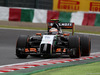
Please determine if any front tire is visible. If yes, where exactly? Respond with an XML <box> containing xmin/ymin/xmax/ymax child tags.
<box><xmin>80</xmin><ymin>36</ymin><xmax>91</xmax><ymax>56</ymax></box>
<box><xmin>16</xmin><ymin>35</ymin><xmax>29</xmax><ymax>58</ymax></box>
<box><xmin>69</xmin><ymin>36</ymin><xmax>81</xmax><ymax>58</ymax></box>
<box><xmin>30</xmin><ymin>55</ymin><xmax>40</xmax><ymax>57</ymax></box>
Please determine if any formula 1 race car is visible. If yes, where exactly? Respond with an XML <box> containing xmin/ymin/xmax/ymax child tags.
<box><xmin>16</xmin><ymin>19</ymin><xmax>91</xmax><ymax>58</ymax></box>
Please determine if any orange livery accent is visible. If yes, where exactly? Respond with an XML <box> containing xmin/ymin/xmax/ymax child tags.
<box><xmin>25</xmin><ymin>48</ymin><xmax>29</xmax><ymax>52</ymax></box>
<box><xmin>30</xmin><ymin>48</ymin><xmax>37</xmax><ymax>52</ymax></box>
<box><xmin>63</xmin><ymin>33</ymin><xmax>70</xmax><ymax>36</ymax></box>
<box><xmin>63</xmin><ymin>48</ymin><xmax>66</xmax><ymax>52</ymax></box>
<box><xmin>56</xmin><ymin>48</ymin><xmax>61</xmax><ymax>52</ymax></box>
<box><xmin>36</xmin><ymin>33</ymin><xmax>42</xmax><ymax>36</ymax></box>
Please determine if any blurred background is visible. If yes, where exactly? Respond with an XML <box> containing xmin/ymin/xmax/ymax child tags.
<box><xmin>0</xmin><ymin>0</ymin><xmax>100</xmax><ymax>30</ymax></box>
<box><xmin>0</xmin><ymin>0</ymin><xmax>53</xmax><ymax>10</ymax></box>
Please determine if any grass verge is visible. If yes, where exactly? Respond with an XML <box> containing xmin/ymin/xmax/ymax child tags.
<box><xmin>0</xmin><ymin>25</ymin><xmax>100</xmax><ymax>35</ymax></box>
<box><xmin>31</xmin><ymin>61</ymin><xmax>100</xmax><ymax>75</ymax></box>
<box><xmin>0</xmin><ymin>25</ymin><xmax>47</xmax><ymax>30</ymax></box>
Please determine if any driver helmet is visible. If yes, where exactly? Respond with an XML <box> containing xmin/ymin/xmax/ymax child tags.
<box><xmin>49</xmin><ymin>28</ymin><xmax>58</xmax><ymax>34</ymax></box>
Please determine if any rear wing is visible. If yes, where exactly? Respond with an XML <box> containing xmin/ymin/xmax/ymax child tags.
<box><xmin>47</xmin><ymin>22</ymin><xmax>75</xmax><ymax>35</ymax></box>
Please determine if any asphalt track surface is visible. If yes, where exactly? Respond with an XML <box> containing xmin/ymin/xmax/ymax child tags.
<box><xmin>0</xmin><ymin>28</ymin><xmax>100</xmax><ymax>66</ymax></box>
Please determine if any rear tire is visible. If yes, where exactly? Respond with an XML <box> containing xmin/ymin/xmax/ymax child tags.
<box><xmin>80</xmin><ymin>36</ymin><xmax>91</xmax><ymax>56</ymax></box>
<box><xmin>16</xmin><ymin>35</ymin><xmax>29</xmax><ymax>58</ymax></box>
<box><xmin>69</xmin><ymin>36</ymin><xmax>81</xmax><ymax>58</ymax></box>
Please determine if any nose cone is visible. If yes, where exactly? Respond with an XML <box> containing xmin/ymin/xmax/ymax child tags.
<box><xmin>40</xmin><ymin>44</ymin><xmax>51</xmax><ymax>54</ymax></box>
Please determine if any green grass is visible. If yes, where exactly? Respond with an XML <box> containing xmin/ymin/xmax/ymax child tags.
<box><xmin>63</xmin><ymin>29</ymin><xmax>100</xmax><ymax>35</ymax></box>
<box><xmin>0</xmin><ymin>25</ymin><xmax>100</xmax><ymax>34</ymax></box>
<box><xmin>31</xmin><ymin>61</ymin><xmax>100</xmax><ymax>75</ymax></box>
<box><xmin>75</xmin><ymin>30</ymin><xmax>100</xmax><ymax>35</ymax></box>
<box><xmin>0</xmin><ymin>25</ymin><xmax>47</xmax><ymax>30</ymax></box>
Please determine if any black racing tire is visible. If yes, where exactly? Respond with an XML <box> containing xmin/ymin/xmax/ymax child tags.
<box><xmin>80</xmin><ymin>36</ymin><xmax>91</xmax><ymax>56</ymax></box>
<box><xmin>69</xmin><ymin>36</ymin><xmax>81</xmax><ymax>58</ymax></box>
<box><xmin>16</xmin><ymin>35</ymin><xmax>29</xmax><ymax>58</ymax></box>
<box><xmin>30</xmin><ymin>55</ymin><xmax>40</xmax><ymax>57</ymax></box>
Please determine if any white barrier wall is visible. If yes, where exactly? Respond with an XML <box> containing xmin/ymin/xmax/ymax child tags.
<box><xmin>0</xmin><ymin>6</ymin><xmax>99</xmax><ymax>26</ymax></box>
<box><xmin>70</xmin><ymin>12</ymin><xmax>84</xmax><ymax>25</ymax></box>
<box><xmin>0</xmin><ymin>7</ymin><xmax>9</xmax><ymax>21</ymax></box>
<box><xmin>33</xmin><ymin>9</ymin><xmax>47</xmax><ymax>23</ymax></box>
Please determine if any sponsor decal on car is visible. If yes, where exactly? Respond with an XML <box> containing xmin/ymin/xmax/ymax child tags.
<box><xmin>41</xmin><ymin>35</ymin><xmax>55</xmax><ymax>44</ymax></box>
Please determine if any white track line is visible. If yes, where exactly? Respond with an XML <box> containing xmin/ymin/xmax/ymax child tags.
<box><xmin>0</xmin><ymin>52</ymin><xmax>100</xmax><ymax>74</ymax></box>
<box><xmin>0</xmin><ymin>59</ymin><xmax>50</xmax><ymax>68</ymax></box>
<box><xmin>91</xmin><ymin>52</ymin><xmax>100</xmax><ymax>55</ymax></box>
<box><xmin>0</xmin><ymin>52</ymin><xmax>100</xmax><ymax>68</ymax></box>
<box><xmin>0</xmin><ymin>27</ymin><xmax>46</xmax><ymax>31</ymax></box>
<box><xmin>0</xmin><ymin>27</ymin><xmax>100</xmax><ymax>36</ymax></box>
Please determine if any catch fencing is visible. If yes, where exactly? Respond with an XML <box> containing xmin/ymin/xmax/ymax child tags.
<box><xmin>0</xmin><ymin>0</ymin><xmax>53</xmax><ymax>10</ymax></box>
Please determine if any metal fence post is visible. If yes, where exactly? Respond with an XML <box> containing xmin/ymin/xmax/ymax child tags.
<box><xmin>34</xmin><ymin>0</ymin><xmax>38</xmax><ymax>8</ymax></box>
<box><xmin>5</xmin><ymin>0</ymin><xmax>8</xmax><ymax>6</ymax></box>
